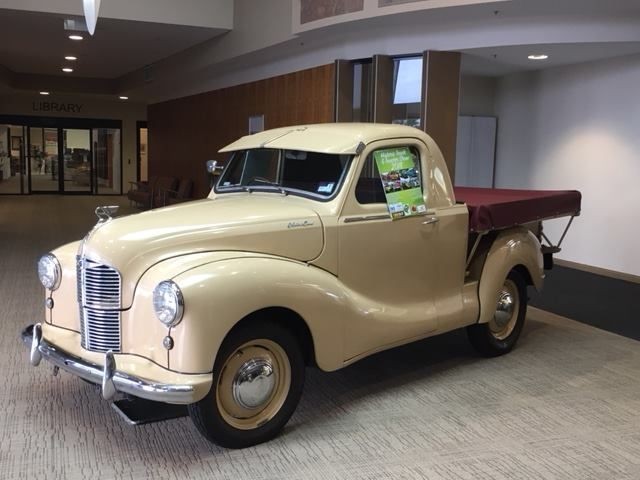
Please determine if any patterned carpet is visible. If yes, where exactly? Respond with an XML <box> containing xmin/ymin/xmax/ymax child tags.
<box><xmin>1</xmin><ymin>195</ymin><xmax>639</xmax><ymax>479</ymax></box>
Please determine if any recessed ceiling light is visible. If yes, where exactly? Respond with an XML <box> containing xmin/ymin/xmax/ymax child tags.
<box><xmin>62</xmin><ymin>67</ymin><xmax>73</xmax><ymax>73</ymax></box>
<box><xmin>119</xmin><ymin>96</ymin><xmax>129</xmax><ymax>100</ymax></box>
<box><xmin>39</xmin><ymin>91</ymin><xmax>50</xmax><ymax>95</ymax></box>
<box><xmin>528</xmin><ymin>54</ymin><xmax>549</xmax><ymax>61</ymax></box>
<box><xmin>64</xmin><ymin>56</ymin><xmax>77</xmax><ymax>61</ymax></box>
<box><xmin>68</xmin><ymin>34</ymin><xmax>83</xmax><ymax>41</ymax></box>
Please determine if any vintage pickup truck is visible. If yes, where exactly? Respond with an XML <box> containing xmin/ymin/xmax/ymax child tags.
<box><xmin>28</xmin><ymin>123</ymin><xmax>581</xmax><ymax>448</ymax></box>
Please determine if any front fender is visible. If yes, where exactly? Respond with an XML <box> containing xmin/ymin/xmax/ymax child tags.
<box><xmin>168</xmin><ymin>256</ymin><xmax>349</xmax><ymax>374</ymax></box>
<box><xmin>477</xmin><ymin>227</ymin><xmax>543</xmax><ymax>324</ymax></box>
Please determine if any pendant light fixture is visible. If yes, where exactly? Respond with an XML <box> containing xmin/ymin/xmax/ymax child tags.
<box><xmin>83</xmin><ymin>0</ymin><xmax>102</xmax><ymax>35</ymax></box>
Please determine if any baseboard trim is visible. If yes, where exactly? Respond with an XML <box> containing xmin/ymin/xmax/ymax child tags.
<box><xmin>555</xmin><ymin>259</ymin><xmax>640</xmax><ymax>285</ymax></box>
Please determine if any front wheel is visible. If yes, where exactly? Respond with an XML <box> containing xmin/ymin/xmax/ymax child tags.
<box><xmin>467</xmin><ymin>270</ymin><xmax>527</xmax><ymax>357</ymax></box>
<box><xmin>188</xmin><ymin>321</ymin><xmax>305</xmax><ymax>448</ymax></box>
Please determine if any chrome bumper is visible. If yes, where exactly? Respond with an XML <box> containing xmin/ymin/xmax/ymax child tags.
<box><xmin>28</xmin><ymin>323</ymin><xmax>198</xmax><ymax>404</ymax></box>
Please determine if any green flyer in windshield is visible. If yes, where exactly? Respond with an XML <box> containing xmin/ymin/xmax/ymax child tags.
<box><xmin>374</xmin><ymin>147</ymin><xmax>427</xmax><ymax>219</ymax></box>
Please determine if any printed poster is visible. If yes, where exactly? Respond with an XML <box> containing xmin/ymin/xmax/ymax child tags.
<box><xmin>374</xmin><ymin>147</ymin><xmax>426</xmax><ymax>219</ymax></box>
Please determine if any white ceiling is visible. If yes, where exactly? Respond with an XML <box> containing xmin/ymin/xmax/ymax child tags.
<box><xmin>0</xmin><ymin>9</ymin><xmax>226</xmax><ymax>78</ymax></box>
<box><xmin>2</xmin><ymin>0</ymin><xmax>640</xmax><ymax>102</ymax></box>
<box><xmin>461</xmin><ymin>42</ymin><xmax>640</xmax><ymax>77</ymax></box>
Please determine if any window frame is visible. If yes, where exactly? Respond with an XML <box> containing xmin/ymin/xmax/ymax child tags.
<box><xmin>214</xmin><ymin>148</ymin><xmax>355</xmax><ymax>203</ymax></box>
<box><xmin>354</xmin><ymin>144</ymin><xmax>424</xmax><ymax>206</ymax></box>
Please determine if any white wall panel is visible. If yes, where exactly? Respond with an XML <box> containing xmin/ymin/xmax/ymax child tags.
<box><xmin>455</xmin><ymin>116</ymin><xmax>496</xmax><ymax>187</ymax></box>
<box><xmin>494</xmin><ymin>54</ymin><xmax>640</xmax><ymax>276</ymax></box>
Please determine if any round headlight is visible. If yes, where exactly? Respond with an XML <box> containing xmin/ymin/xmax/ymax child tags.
<box><xmin>37</xmin><ymin>254</ymin><xmax>61</xmax><ymax>291</ymax></box>
<box><xmin>152</xmin><ymin>280</ymin><xmax>184</xmax><ymax>327</ymax></box>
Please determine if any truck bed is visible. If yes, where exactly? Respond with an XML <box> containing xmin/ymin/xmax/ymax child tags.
<box><xmin>454</xmin><ymin>187</ymin><xmax>582</xmax><ymax>233</ymax></box>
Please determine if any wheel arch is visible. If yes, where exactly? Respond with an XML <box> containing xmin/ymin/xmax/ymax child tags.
<box><xmin>477</xmin><ymin>227</ymin><xmax>543</xmax><ymax>324</ymax></box>
<box><xmin>226</xmin><ymin>307</ymin><xmax>317</xmax><ymax>368</ymax></box>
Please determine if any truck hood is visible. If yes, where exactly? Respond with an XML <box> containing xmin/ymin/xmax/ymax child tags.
<box><xmin>81</xmin><ymin>195</ymin><xmax>323</xmax><ymax>308</ymax></box>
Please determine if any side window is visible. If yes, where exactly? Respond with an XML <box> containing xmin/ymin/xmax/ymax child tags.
<box><xmin>355</xmin><ymin>146</ymin><xmax>422</xmax><ymax>205</ymax></box>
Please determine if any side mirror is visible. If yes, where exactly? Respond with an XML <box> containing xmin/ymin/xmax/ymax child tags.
<box><xmin>206</xmin><ymin>160</ymin><xmax>224</xmax><ymax>175</ymax></box>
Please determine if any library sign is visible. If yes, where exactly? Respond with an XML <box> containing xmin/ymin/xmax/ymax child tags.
<box><xmin>32</xmin><ymin>101</ymin><xmax>84</xmax><ymax>114</ymax></box>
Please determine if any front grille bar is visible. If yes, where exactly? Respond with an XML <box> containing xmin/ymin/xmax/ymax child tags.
<box><xmin>76</xmin><ymin>256</ymin><xmax>122</xmax><ymax>353</ymax></box>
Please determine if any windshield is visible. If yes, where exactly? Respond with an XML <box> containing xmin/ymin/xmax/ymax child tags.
<box><xmin>216</xmin><ymin>149</ymin><xmax>352</xmax><ymax>199</ymax></box>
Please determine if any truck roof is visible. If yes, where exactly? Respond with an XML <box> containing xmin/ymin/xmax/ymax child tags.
<box><xmin>219</xmin><ymin>123</ymin><xmax>431</xmax><ymax>155</ymax></box>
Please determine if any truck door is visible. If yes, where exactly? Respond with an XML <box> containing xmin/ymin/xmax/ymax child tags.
<box><xmin>338</xmin><ymin>140</ymin><xmax>440</xmax><ymax>360</ymax></box>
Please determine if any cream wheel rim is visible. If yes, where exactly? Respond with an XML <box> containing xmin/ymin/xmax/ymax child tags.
<box><xmin>216</xmin><ymin>339</ymin><xmax>291</xmax><ymax>430</ymax></box>
<box><xmin>489</xmin><ymin>279</ymin><xmax>519</xmax><ymax>340</ymax></box>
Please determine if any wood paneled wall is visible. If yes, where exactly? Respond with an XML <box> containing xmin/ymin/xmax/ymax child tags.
<box><xmin>421</xmin><ymin>51</ymin><xmax>461</xmax><ymax>179</ymax></box>
<box><xmin>148</xmin><ymin>64</ymin><xmax>335</xmax><ymax>198</ymax></box>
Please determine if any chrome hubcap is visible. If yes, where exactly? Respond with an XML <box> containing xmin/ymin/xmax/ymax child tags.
<box><xmin>232</xmin><ymin>358</ymin><xmax>276</xmax><ymax>409</ymax></box>
<box><xmin>494</xmin><ymin>291</ymin><xmax>515</xmax><ymax>330</ymax></box>
<box><xmin>489</xmin><ymin>279</ymin><xmax>519</xmax><ymax>340</ymax></box>
<box><xmin>216</xmin><ymin>339</ymin><xmax>291</xmax><ymax>430</ymax></box>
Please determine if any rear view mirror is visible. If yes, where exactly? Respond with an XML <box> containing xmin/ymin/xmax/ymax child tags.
<box><xmin>206</xmin><ymin>160</ymin><xmax>224</xmax><ymax>174</ymax></box>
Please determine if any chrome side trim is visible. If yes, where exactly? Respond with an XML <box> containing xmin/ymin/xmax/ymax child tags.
<box><xmin>30</xmin><ymin>323</ymin><xmax>200</xmax><ymax>404</ymax></box>
<box><xmin>343</xmin><ymin>214</ymin><xmax>390</xmax><ymax>224</ymax></box>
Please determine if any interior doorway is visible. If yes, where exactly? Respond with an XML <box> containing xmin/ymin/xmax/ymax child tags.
<box><xmin>0</xmin><ymin>115</ymin><xmax>123</xmax><ymax>195</ymax></box>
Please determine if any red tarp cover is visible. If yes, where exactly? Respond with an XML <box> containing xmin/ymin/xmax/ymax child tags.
<box><xmin>454</xmin><ymin>187</ymin><xmax>582</xmax><ymax>233</ymax></box>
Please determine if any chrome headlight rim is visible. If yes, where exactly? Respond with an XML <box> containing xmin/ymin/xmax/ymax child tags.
<box><xmin>37</xmin><ymin>253</ymin><xmax>62</xmax><ymax>291</ymax></box>
<box><xmin>152</xmin><ymin>280</ymin><xmax>184</xmax><ymax>328</ymax></box>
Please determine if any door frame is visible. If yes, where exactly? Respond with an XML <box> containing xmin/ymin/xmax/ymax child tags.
<box><xmin>136</xmin><ymin>120</ymin><xmax>148</xmax><ymax>182</ymax></box>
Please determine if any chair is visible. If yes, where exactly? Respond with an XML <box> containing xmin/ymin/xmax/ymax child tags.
<box><xmin>162</xmin><ymin>179</ymin><xmax>194</xmax><ymax>206</ymax></box>
<box><xmin>127</xmin><ymin>176</ymin><xmax>158</xmax><ymax>208</ymax></box>
<box><xmin>151</xmin><ymin>177</ymin><xmax>178</xmax><ymax>208</ymax></box>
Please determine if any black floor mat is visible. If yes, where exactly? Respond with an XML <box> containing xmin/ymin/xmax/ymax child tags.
<box><xmin>531</xmin><ymin>265</ymin><xmax>640</xmax><ymax>340</ymax></box>
<box><xmin>112</xmin><ymin>397</ymin><xmax>188</xmax><ymax>425</ymax></box>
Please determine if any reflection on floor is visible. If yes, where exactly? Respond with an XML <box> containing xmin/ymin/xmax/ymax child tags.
<box><xmin>0</xmin><ymin>174</ymin><xmax>119</xmax><ymax>194</ymax></box>
<box><xmin>0</xmin><ymin>196</ymin><xmax>638</xmax><ymax>480</ymax></box>
<box><xmin>0</xmin><ymin>174</ymin><xmax>23</xmax><ymax>193</ymax></box>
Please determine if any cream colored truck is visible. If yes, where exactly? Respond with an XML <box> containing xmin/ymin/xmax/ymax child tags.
<box><xmin>28</xmin><ymin>123</ymin><xmax>581</xmax><ymax>448</ymax></box>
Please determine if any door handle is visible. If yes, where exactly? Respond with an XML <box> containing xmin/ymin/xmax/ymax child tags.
<box><xmin>422</xmin><ymin>216</ymin><xmax>439</xmax><ymax>225</ymax></box>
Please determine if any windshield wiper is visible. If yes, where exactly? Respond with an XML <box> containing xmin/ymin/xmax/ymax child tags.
<box><xmin>244</xmin><ymin>177</ymin><xmax>288</xmax><ymax>195</ymax></box>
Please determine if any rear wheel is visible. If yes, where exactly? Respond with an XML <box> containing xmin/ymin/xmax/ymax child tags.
<box><xmin>188</xmin><ymin>321</ymin><xmax>305</xmax><ymax>448</ymax></box>
<box><xmin>467</xmin><ymin>270</ymin><xmax>527</xmax><ymax>357</ymax></box>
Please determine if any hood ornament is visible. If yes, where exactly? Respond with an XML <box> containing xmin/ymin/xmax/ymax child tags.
<box><xmin>95</xmin><ymin>205</ymin><xmax>119</xmax><ymax>223</ymax></box>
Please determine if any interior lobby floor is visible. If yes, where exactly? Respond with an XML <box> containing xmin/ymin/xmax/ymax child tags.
<box><xmin>1</xmin><ymin>195</ymin><xmax>639</xmax><ymax>479</ymax></box>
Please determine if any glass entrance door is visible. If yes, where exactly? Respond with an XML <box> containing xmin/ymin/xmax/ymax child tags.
<box><xmin>62</xmin><ymin>128</ymin><xmax>92</xmax><ymax>193</ymax></box>
<box><xmin>28</xmin><ymin>127</ymin><xmax>59</xmax><ymax>192</ymax></box>
<box><xmin>0</xmin><ymin>115</ymin><xmax>122</xmax><ymax>196</ymax></box>
<box><xmin>0</xmin><ymin>124</ymin><xmax>26</xmax><ymax>194</ymax></box>
<box><xmin>27</xmin><ymin>127</ymin><xmax>93</xmax><ymax>193</ymax></box>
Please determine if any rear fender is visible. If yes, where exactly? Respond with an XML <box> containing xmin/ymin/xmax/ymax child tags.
<box><xmin>477</xmin><ymin>227</ymin><xmax>543</xmax><ymax>324</ymax></box>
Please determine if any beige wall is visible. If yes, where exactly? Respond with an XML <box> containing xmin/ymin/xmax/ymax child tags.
<box><xmin>0</xmin><ymin>93</ymin><xmax>146</xmax><ymax>190</ymax></box>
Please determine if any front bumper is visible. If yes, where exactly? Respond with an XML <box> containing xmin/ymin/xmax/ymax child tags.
<box><xmin>27</xmin><ymin>323</ymin><xmax>211</xmax><ymax>404</ymax></box>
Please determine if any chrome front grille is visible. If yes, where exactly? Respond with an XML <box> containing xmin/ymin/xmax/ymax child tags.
<box><xmin>77</xmin><ymin>256</ymin><xmax>122</xmax><ymax>353</ymax></box>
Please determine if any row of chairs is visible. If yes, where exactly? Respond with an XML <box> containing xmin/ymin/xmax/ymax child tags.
<box><xmin>127</xmin><ymin>176</ymin><xmax>193</xmax><ymax>209</ymax></box>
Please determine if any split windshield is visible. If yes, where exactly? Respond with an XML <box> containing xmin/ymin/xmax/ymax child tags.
<box><xmin>216</xmin><ymin>149</ymin><xmax>352</xmax><ymax>199</ymax></box>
